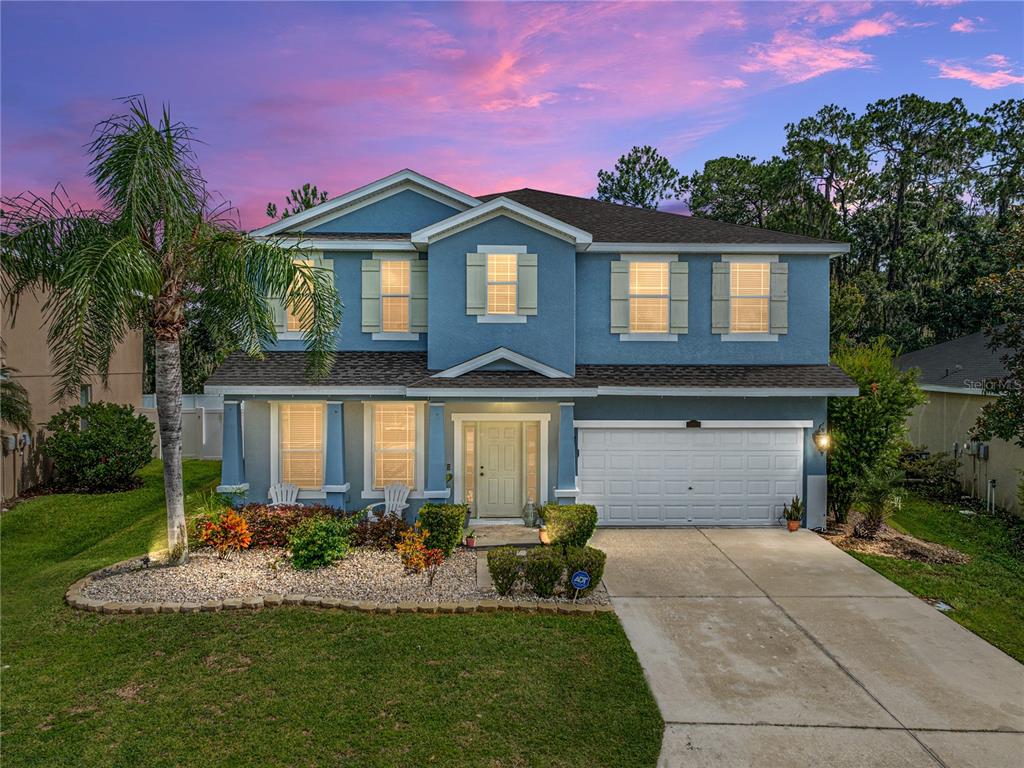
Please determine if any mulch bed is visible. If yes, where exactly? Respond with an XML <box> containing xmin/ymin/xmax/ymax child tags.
<box><xmin>820</xmin><ymin>513</ymin><xmax>970</xmax><ymax>565</ymax></box>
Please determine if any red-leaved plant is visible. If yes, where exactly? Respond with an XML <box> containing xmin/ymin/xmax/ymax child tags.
<box><xmin>198</xmin><ymin>509</ymin><xmax>252</xmax><ymax>559</ymax></box>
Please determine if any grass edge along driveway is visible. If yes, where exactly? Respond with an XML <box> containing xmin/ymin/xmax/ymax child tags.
<box><xmin>1</xmin><ymin>460</ymin><xmax>663</xmax><ymax>768</ymax></box>
<box><xmin>847</xmin><ymin>493</ymin><xmax>1024</xmax><ymax>663</ymax></box>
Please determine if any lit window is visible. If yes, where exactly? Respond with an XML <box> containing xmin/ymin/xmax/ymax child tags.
<box><xmin>629</xmin><ymin>261</ymin><xmax>669</xmax><ymax>333</ymax></box>
<box><xmin>464</xmin><ymin>423</ymin><xmax>475</xmax><ymax>506</ymax></box>
<box><xmin>730</xmin><ymin>263</ymin><xmax>770</xmax><ymax>333</ymax></box>
<box><xmin>286</xmin><ymin>259</ymin><xmax>314</xmax><ymax>332</ymax></box>
<box><xmin>487</xmin><ymin>253</ymin><xmax>517</xmax><ymax>315</ymax></box>
<box><xmin>280</xmin><ymin>402</ymin><xmax>324</xmax><ymax>489</ymax></box>
<box><xmin>380</xmin><ymin>260</ymin><xmax>410</xmax><ymax>333</ymax></box>
<box><xmin>373</xmin><ymin>403</ymin><xmax>416</xmax><ymax>489</ymax></box>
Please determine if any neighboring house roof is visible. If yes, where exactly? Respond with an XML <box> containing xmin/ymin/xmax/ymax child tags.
<box><xmin>478</xmin><ymin>188</ymin><xmax>844</xmax><ymax>247</ymax></box>
<box><xmin>206</xmin><ymin>352</ymin><xmax>857</xmax><ymax>396</ymax></box>
<box><xmin>896</xmin><ymin>332</ymin><xmax>1011</xmax><ymax>393</ymax></box>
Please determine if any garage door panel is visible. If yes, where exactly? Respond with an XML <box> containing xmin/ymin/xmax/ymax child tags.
<box><xmin>577</xmin><ymin>427</ymin><xmax>803</xmax><ymax>526</ymax></box>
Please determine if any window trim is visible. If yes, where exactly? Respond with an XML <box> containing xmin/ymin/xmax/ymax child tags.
<box><xmin>269</xmin><ymin>401</ymin><xmax>328</xmax><ymax>499</ymax></box>
<box><xmin>476</xmin><ymin>244</ymin><xmax>528</xmax><ymax>323</ymax></box>
<box><xmin>618</xmin><ymin>254</ymin><xmax>679</xmax><ymax>342</ymax></box>
<box><xmin>372</xmin><ymin>252</ymin><xmax>421</xmax><ymax>340</ymax></box>
<box><xmin>361</xmin><ymin>401</ymin><xmax>426</xmax><ymax>499</ymax></box>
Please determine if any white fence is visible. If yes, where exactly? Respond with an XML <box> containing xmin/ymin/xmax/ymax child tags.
<box><xmin>142</xmin><ymin>394</ymin><xmax>223</xmax><ymax>460</ymax></box>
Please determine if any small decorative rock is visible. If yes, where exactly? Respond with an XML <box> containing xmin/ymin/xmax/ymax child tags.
<box><xmin>222</xmin><ymin>598</ymin><xmax>243</xmax><ymax>610</ymax></box>
<box><xmin>160</xmin><ymin>603</ymin><xmax>181</xmax><ymax>614</ymax></box>
<box><xmin>263</xmin><ymin>594</ymin><xmax>284</xmax><ymax>607</ymax></box>
<box><xmin>138</xmin><ymin>603</ymin><xmax>161</xmax><ymax>615</ymax></box>
<box><xmin>180</xmin><ymin>603</ymin><xmax>201</xmax><ymax>614</ymax></box>
<box><xmin>283</xmin><ymin>594</ymin><xmax>305</xmax><ymax>605</ymax></box>
<box><xmin>200</xmin><ymin>601</ymin><xmax>222</xmax><ymax>612</ymax></box>
<box><xmin>241</xmin><ymin>597</ymin><xmax>263</xmax><ymax>610</ymax></box>
<box><xmin>397</xmin><ymin>602</ymin><xmax>417</xmax><ymax>613</ymax></box>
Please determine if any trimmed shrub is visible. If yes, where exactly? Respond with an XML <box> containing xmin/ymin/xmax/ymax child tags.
<box><xmin>524</xmin><ymin>546</ymin><xmax>565</xmax><ymax>598</ymax></box>
<box><xmin>900</xmin><ymin>447</ymin><xmax>962</xmax><ymax>503</ymax></box>
<box><xmin>197</xmin><ymin>508</ymin><xmax>252</xmax><ymax>558</ymax></box>
<box><xmin>564</xmin><ymin>546</ymin><xmax>606</xmax><ymax>596</ymax></box>
<box><xmin>352</xmin><ymin>512</ymin><xmax>410</xmax><ymax>550</ymax></box>
<box><xmin>42</xmin><ymin>402</ymin><xmax>154</xmax><ymax>492</ymax></box>
<box><xmin>418</xmin><ymin>503</ymin><xmax>468</xmax><ymax>557</ymax></box>
<box><xmin>487</xmin><ymin>546</ymin><xmax>520</xmax><ymax>596</ymax></box>
<box><xmin>237</xmin><ymin>503</ymin><xmax>336</xmax><ymax>547</ymax></box>
<box><xmin>288</xmin><ymin>516</ymin><xmax>357</xmax><ymax>570</ymax></box>
<box><xmin>540</xmin><ymin>504</ymin><xmax>598</xmax><ymax>549</ymax></box>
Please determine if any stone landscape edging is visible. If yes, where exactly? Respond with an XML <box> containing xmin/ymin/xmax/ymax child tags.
<box><xmin>64</xmin><ymin>556</ymin><xmax>615</xmax><ymax>617</ymax></box>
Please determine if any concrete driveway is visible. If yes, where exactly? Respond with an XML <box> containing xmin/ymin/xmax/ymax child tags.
<box><xmin>592</xmin><ymin>528</ymin><xmax>1024</xmax><ymax>768</ymax></box>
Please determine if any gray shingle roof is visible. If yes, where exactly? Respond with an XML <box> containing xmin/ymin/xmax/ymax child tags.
<box><xmin>896</xmin><ymin>332</ymin><xmax>1010</xmax><ymax>390</ymax></box>
<box><xmin>478</xmin><ymin>188</ymin><xmax>844</xmax><ymax>246</ymax></box>
<box><xmin>280</xmin><ymin>232</ymin><xmax>410</xmax><ymax>240</ymax></box>
<box><xmin>206</xmin><ymin>351</ymin><xmax>855</xmax><ymax>392</ymax></box>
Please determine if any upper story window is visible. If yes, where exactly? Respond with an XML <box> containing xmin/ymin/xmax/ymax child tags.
<box><xmin>286</xmin><ymin>258</ymin><xmax>314</xmax><ymax>332</ymax></box>
<box><xmin>486</xmin><ymin>253</ymin><xmax>518</xmax><ymax>315</ymax></box>
<box><xmin>730</xmin><ymin>262</ymin><xmax>770</xmax><ymax>333</ymax></box>
<box><xmin>380</xmin><ymin>259</ymin><xmax>411</xmax><ymax>332</ymax></box>
<box><xmin>629</xmin><ymin>261</ymin><xmax>669</xmax><ymax>333</ymax></box>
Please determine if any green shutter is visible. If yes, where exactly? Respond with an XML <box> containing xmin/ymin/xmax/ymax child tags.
<box><xmin>711</xmin><ymin>261</ymin><xmax>730</xmax><ymax>334</ymax></box>
<box><xmin>410</xmin><ymin>259</ymin><xmax>428</xmax><ymax>333</ymax></box>
<box><xmin>610</xmin><ymin>261</ymin><xmax>629</xmax><ymax>334</ymax></box>
<box><xmin>669</xmin><ymin>260</ymin><xmax>688</xmax><ymax>334</ymax></box>
<box><xmin>361</xmin><ymin>258</ymin><xmax>381</xmax><ymax>333</ymax></box>
<box><xmin>770</xmin><ymin>262</ymin><xmax>789</xmax><ymax>335</ymax></box>
<box><xmin>517</xmin><ymin>253</ymin><xmax>538</xmax><ymax>316</ymax></box>
<box><xmin>466</xmin><ymin>253</ymin><xmax>486</xmax><ymax>315</ymax></box>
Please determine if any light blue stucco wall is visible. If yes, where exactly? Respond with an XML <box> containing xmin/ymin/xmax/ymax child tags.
<box><xmin>426</xmin><ymin>216</ymin><xmax>576</xmax><ymax>373</ymax></box>
<box><xmin>308</xmin><ymin>189</ymin><xmax>460</xmax><ymax>234</ymax></box>
<box><xmin>267</xmin><ymin>251</ymin><xmax>428</xmax><ymax>353</ymax></box>
<box><xmin>575</xmin><ymin>253</ymin><xmax>830</xmax><ymax>364</ymax></box>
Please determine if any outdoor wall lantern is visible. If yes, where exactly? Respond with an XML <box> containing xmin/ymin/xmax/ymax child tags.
<box><xmin>813</xmin><ymin>424</ymin><xmax>831</xmax><ymax>454</ymax></box>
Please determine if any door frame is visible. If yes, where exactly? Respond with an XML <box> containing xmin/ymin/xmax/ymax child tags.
<box><xmin>452</xmin><ymin>412</ymin><xmax>550</xmax><ymax>507</ymax></box>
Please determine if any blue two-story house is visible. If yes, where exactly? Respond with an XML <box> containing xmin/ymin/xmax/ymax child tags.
<box><xmin>206</xmin><ymin>170</ymin><xmax>856</xmax><ymax>529</ymax></box>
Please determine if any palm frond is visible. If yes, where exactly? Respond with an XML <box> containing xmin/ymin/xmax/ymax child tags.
<box><xmin>0</xmin><ymin>365</ymin><xmax>33</xmax><ymax>433</ymax></box>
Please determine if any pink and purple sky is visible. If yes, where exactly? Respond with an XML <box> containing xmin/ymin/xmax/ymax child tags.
<box><xmin>3</xmin><ymin>1</ymin><xmax>1022</xmax><ymax>228</ymax></box>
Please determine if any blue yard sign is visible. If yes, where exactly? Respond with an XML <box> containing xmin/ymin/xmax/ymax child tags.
<box><xmin>570</xmin><ymin>570</ymin><xmax>591</xmax><ymax>591</ymax></box>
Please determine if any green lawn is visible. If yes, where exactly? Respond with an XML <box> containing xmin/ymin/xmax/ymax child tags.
<box><xmin>1</xmin><ymin>461</ymin><xmax>662</xmax><ymax>768</ymax></box>
<box><xmin>848</xmin><ymin>493</ymin><xmax>1024</xmax><ymax>663</ymax></box>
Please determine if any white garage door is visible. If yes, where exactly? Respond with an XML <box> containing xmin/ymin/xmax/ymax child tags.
<box><xmin>577</xmin><ymin>427</ymin><xmax>803</xmax><ymax>526</ymax></box>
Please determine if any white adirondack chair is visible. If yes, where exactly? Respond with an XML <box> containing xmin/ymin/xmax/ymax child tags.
<box><xmin>268</xmin><ymin>482</ymin><xmax>299</xmax><ymax>506</ymax></box>
<box><xmin>365</xmin><ymin>483</ymin><xmax>410</xmax><ymax>521</ymax></box>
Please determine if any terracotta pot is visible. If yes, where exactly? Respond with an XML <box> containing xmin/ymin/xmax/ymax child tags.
<box><xmin>787</xmin><ymin>519</ymin><xmax>800</xmax><ymax>532</ymax></box>
<box><xmin>464</xmin><ymin>537</ymin><xmax>476</xmax><ymax>548</ymax></box>
<box><xmin>538</xmin><ymin>529</ymin><xmax>551</xmax><ymax>545</ymax></box>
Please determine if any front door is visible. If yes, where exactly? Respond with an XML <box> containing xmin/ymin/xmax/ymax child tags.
<box><xmin>477</xmin><ymin>422</ymin><xmax>522</xmax><ymax>518</ymax></box>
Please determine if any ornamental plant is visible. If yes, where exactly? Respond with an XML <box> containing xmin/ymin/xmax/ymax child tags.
<box><xmin>396</xmin><ymin>525</ymin><xmax>431</xmax><ymax>573</ymax></box>
<box><xmin>236</xmin><ymin>503</ymin><xmax>337</xmax><ymax>547</ymax></box>
<box><xmin>42</xmin><ymin>402</ymin><xmax>154</xmax><ymax>492</ymax></box>
<box><xmin>423</xmin><ymin>547</ymin><xmax>445</xmax><ymax>586</ymax></box>
<box><xmin>288</xmin><ymin>516</ymin><xmax>356</xmax><ymax>570</ymax></box>
<box><xmin>486</xmin><ymin>547</ymin><xmax>520</xmax><ymax>596</ymax></box>
<box><xmin>418</xmin><ymin>503</ymin><xmax>468</xmax><ymax>557</ymax></box>
<box><xmin>351</xmin><ymin>512</ymin><xmax>410</xmax><ymax>550</ymax></box>
<box><xmin>540</xmin><ymin>504</ymin><xmax>598</xmax><ymax>549</ymax></box>
<box><xmin>783</xmin><ymin>496</ymin><xmax>804</xmax><ymax>522</ymax></box>
<box><xmin>198</xmin><ymin>508</ymin><xmax>252</xmax><ymax>559</ymax></box>
<box><xmin>524</xmin><ymin>547</ymin><xmax>565</xmax><ymax>598</ymax></box>
<box><xmin>564</xmin><ymin>546</ymin><xmax>607</xmax><ymax>597</ymax></box>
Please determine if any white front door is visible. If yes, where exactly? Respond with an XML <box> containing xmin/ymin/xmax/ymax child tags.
<box><xmin>577</xmin><ymin>427</ymin><xmax>804</xmax><ymax>525</ymax></box>
<box><xmin>477</xmin><ymin>422</ymin><xmax>522</xmax><ymax>518</ymax></box>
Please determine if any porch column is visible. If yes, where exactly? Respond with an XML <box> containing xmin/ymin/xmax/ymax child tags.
<box><xmin>217</xmin><ymin>400</ymin><xmax>248</xmax><ymax>500</ymax></box>
<box><xmin>555</xmin><ymin>401</ymin><xmax>579</xmax><ymax>504</ymax></box>
<box><xmin>324</xmin><ymin>401</ymin><xmax>349</xmax><ymax>508</ymax></box>
<box><xmin>424</xmin><ymin>401</ymin><xmax>451</xmax><ymax>501</ymax></box>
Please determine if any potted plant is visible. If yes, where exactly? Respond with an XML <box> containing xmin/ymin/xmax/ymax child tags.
<box><xmin>784</xmin><ymin>496</ymin><xmax>804</xmax><ymax>532</ymax></box>
<box><xmin>464</xmin><ymin>528</ymin><xmax>476</xmax><ymax>548</ymax></box>
<box><xmin>538</xmin><ymin>526</ymin><xmax>551</xmax><ymax>545</ymax></box>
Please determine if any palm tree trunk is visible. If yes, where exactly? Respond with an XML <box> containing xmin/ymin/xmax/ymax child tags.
<box><xmin>155</xmin><ymin>337</ymin><xmax>188</xmax><ymax>564</ymax></box>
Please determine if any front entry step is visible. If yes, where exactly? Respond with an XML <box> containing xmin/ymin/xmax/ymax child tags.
<box><xmin>472</xmin><ymin>524</ymin><xmax>542</xmax><ymax>550</ymax></box>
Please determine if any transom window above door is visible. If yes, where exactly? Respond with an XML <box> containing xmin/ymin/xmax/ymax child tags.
<box><xmin>629</xmin><ymin>261</ymin><xmax>669</xmax><ymax>333</ymax></box>
<box><xmin>730</xmin><ymin>262</ymin><xmax>770</xmax><ymax>333</ymax></box>
<box><xmin>380</xmin><ymin>259</ymin><xmax>411</xmax><ymax>333</ymax></box>
<box><xmin>486</xmin><ymin>253</ymin><xmax>518</xmax><ymax>315</ymax></box>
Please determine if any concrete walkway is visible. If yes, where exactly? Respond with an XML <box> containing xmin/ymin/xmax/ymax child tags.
<box><xmin>592</xmin><ymin>528</ymin><xmax>1024</xmax><ymax>768</ymax></box>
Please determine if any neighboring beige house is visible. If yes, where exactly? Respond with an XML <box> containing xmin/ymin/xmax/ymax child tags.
<box><xmin>1</xmin><ymin>289</ymin><xmax>143</xmax><ymax>500</ymax></box>
<box><xmin>897</xmin><ymin>332</ymin><xmax>1022</xmax><ymax>515</ymax></box>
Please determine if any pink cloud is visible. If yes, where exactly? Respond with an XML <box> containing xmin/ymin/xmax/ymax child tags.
<box><xmin>928</xmin><ymin>54</ymin><xmax>1024</xmax><ymax>89</ymax></box>
<box><xmin>950</xmin><ymin>16</ymin><xmax>983</xmax><ymax>33</ymax></box>
<box><xmin>742</xmin><ymin>30</ymin><xmax>874</xmax><ymax>83</ymax></box>
<box><xmin>915</xmin><ymin>0</ymin><xmax>964</xmax><ymax>6</ymax></box>
<box><xmin>831</xmin><ymin>12</ymin><xmax>928</xmax><ymax>42</ymax></box>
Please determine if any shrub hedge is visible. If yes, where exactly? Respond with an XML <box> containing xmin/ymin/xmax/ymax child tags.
<box><xmin>288</xmin><ymin>516</ymin><xmax>357</xmax><ymax>570</ymax></box>
<box><xmin>352</xmin><ymin>512</ymin><xmax>410</xmax><ymax>550</ymax></box>
<box><xmin>418</xmin><ymin>503</ymin><xmax>468</xmax><ymax>557</ymax></box>
<box><xmin>564</xmin><ymin>546</ymin><xmax>606</xmax><ymax>596</ymax></box>
<box><xmin>42</xmin><ymin>402</ymin><xmax>154</xmax><ymax>492</ymax></box>
<box><xmin>487</xmin><ymin>546</ymin><xmax>520</xmax><ymax>596</ymax></box>
<box><xmin>236</xmin><ymin>503</ymin><xmax>337</xmax><ymax>547</ymax></box>
<box><xmin>524</xmin><ymin>547</ymin><xmax>565</xmax><ymax>598</ymax></box>
<box><xmin>540</xmin><ymin>503</ymin><xmax>598</xmax><ymax>549</ymax></box>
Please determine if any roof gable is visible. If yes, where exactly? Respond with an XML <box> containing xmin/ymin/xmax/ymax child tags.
<box><xmin>253</xmin><ymin>170</ymin><xmax>480</xmax><ymax>237</ymax></box>
<box><xmin>431</xmin><ymin>347</ymin><xmax>572</xmax><ymax>379</ymax></box>
<box><xmin>411</xmin><ymin>197</ymin><xmax>593</xmax><ymax>250</ymax></box>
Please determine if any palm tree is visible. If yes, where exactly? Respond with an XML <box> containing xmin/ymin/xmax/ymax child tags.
<box><xmin>0</xmin><ymin>350</ymin><xmax>33</xmax><ymax>438</ymax></box>
<box><xmin>1</xmin><ymin>97</ymin><xmax>341</xmax><ymax>562</ymax></box>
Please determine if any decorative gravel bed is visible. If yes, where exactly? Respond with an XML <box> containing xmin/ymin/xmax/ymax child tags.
<box><xmin>80</xmin><ymin>547</ymin><xmax>610</xmax><ymax>606</ymax></box>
